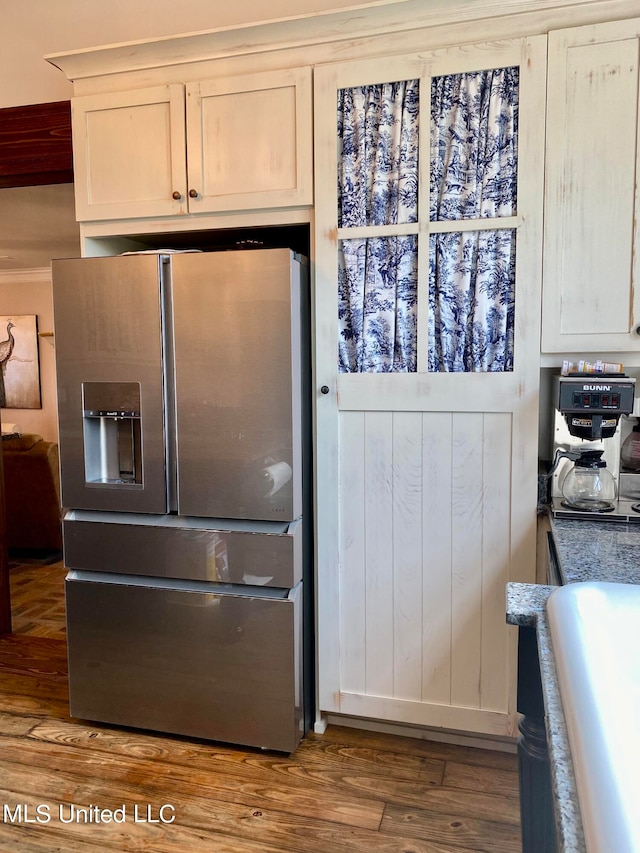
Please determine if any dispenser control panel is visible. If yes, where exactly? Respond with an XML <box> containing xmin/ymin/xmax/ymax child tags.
<box><xmin>555</xmin><ymin>376</ymin><xmax>636</xmax><ymax>415</ymax></box>
<box><xmin>84</xmin><ymin>410</ymin><xmax>141</xmax><ymax>418</ymax></box>
<box><xmin>81</xmin><ymin>382</ymin><xmax>143</xmax><ymax>486</ymax></box>
<box><xmin>570</xmin><ymin>391</ymin><xmax>621</xmax><ymax>410</ymax></box>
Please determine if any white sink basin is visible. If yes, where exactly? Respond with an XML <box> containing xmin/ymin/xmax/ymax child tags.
<box><xmin>547</xmin><ymin>582</ymin><xmax>640</xmax><ymax>853</ymax></box>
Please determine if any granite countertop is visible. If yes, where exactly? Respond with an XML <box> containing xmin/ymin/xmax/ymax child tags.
<box><xmin>508</xmin><ymin>513</ymin><xmax>640</xmax><ymax>852</ymax></box>
<box><xmin>550</xmin><ymin>513</ymin><xmax>640</xmax><ymax>585</ymax></box>
<box><xmin>507</xmin><ymin>583</ymin><xmax>586</xmax><ymax>853</ymax></box>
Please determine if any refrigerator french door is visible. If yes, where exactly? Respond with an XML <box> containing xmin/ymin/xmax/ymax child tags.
<box><xmin>52</xmin><ymin>249</ymin><xmax>310</xmax><ymax>753</ymax></box>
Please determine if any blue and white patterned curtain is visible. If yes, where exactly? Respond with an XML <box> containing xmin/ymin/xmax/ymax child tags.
<box><xmin>337</xmin><ymin>68</ymin><xmax>518</xmax><ymax>373</ymax></box>
<box><xmin>428</xmin><ymin>67</ymin><xmax>519</xmax><ymax>372</ymax></box>
<box><xmin>337</xmin><ymin>81</ymin><xmax>419</xmax><ymax>372</ymax></box>
<box><xmin>338</xmin><ymin>235</ymin><xmax>418</xmax><ymax>372</ymax></box>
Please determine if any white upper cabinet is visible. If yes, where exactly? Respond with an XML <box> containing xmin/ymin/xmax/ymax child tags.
<box><xmin>72</xmin><ymin>85</ymin><xmax>187</xmax><ymax>221</ymax></box>
<box><xmin>542</xmin><ymin>20</ymin><xmax>640</xmax><ymax>353</ymax></box>
<box><xmin>71</xmin><ymin>68</ymin><xmax>313</xmax><ymax>222</ymax></box>
<box><xmin>186</xmin><ymin>68</ymin><xmax>312</xmax><ymax>214</ymax></box>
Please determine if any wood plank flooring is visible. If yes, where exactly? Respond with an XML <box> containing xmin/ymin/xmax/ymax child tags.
<box><xmin>8</xmin><ymin>555</ymin><xmax>66</xmax><ymax>640</ymax></box>
<box><xmin>1</xmin><ymin>557</ymin><xmax>522</xmax><ymax>852</ymax></box>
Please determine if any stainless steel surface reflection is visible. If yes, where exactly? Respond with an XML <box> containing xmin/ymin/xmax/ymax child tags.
<box><xmin>53</xmin><ymin>250</ymin><xmax>311</xmax><ymax>752</ymax></box>
<box><xmin>66</xmin><ymin>571</ymin><xmax>303</xmax><ymax>753</ymax></box>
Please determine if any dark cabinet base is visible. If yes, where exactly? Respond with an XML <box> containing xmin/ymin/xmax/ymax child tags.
<box><xmin>517</xmin><ymin>625</ymin><xmax>557</xmax><ymax>853</ymax></box>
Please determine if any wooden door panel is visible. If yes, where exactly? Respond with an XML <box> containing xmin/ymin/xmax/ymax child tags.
<box><xmin>199</xmin><ymin>87</ymin><xmax>298</xmax><ymax>196</ymax></box>
<box><xmin>338</xmin><ymin>411</ymin><xmax>513</xmax><ymax>717</ymax></box>
<box><xmin>337</xmin><ymin>410</ymin><xmax>367</xmax><ymax>695</ymax></box>
<box><xmin>85</xmin><ymin>103</ymin><xmax>174</xmax><ymax>204</ymax></box>
<box><xmin>560</xmin><ymin>39</ymin><xmax>637</xmax><ymax>337</ymax></box>
<box><xmin>362</xmin><ymin>412</ymin><xmax>395</xmax><ymax>698</ymax></box>
<box><xmin>391</xmin><ymin>412</ymin><xmax>423</xmax><ymax>702</ymax></box>
<box><xmin>421</xmin><ymin>412</ymin><xmax>453</xmax><ymax>706</ymax></box>
<box><xmin>72</xmin><ymin>85</ymin><xmax>187</xmax><ymax>221</ymax></box>
<box><xmin>186</xmin><ymin>67</ymin><xmax>313</xmax><ymax>213</ymax></box>
<box><xmin>480</xmin><ymin>412</ymin><xmax>513</xmax><ymax>712</ymax></box>
<box><xmin>450</xmin><ymin>413</ymin><xmax>484</xmax><ymax>710</ymax></box>
<box><xmin>543</xmin><ymin>20</ymin><xmax>640</xmax><ymax>351</ymax></box>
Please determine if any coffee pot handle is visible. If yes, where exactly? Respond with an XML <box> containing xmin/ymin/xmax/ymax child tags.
<box><xmin>545</xmin><ymin>448</ymin><xmax>582</xmax><ymax>480</ymax></box>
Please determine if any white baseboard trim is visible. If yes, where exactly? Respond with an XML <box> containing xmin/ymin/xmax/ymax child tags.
<box><xmin>315</xmin><ymin>712</ymin><xmax>518</xmax><ymax>754</ymax></box>
<box><xmin>0</xmin><ymin>267</ymin><xmax>51</xmax><ymax>284</ymax></box>
<box><xmin>313</xmin><ymin>717</ymin><xmax>328</xmax><ymax>734</ymax></box>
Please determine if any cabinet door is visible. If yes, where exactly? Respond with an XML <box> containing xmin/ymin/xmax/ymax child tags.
<box><xmin>72</xmin><ymin>85</ymin><xmax>187</xmax><ymax>221</ymax></box>
<box><xmin>186</xmin><ymin>67</ymin><xmax>312</xmax><ymax>213</ymax></box>
<box><xmin>314</xmin><ymin>39</ymin><xmax>546</xmax><ymax>737</ymax></box>
<box><xmin>543</xmin><ymin>20</ymin><xmax>640</xmax><ymax>352</ymax></box>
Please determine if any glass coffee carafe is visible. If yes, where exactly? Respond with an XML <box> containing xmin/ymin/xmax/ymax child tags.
<box><xmin>621</xmin><ymin>419</ymin><xmax>640</xmax><ymax>472</ymax></box>
<box><xmin>561</xmin><ymin>449</ymin><xmax>617</xmax><ymax>512</ymax></box>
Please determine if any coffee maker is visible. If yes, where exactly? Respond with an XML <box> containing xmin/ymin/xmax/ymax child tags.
<box><xmin>550</xmin><ymin>374</ymin><xmax>636</xmax><ymax>518</ymax></box>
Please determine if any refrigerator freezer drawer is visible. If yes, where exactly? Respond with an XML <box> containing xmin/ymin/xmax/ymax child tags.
<box><xmin>62</xmin><ymin>512</ymin><xmax>302</xmax><ymax>588</ymax></box>
<box><xmin>65</xmin><ymin>573</ymin><xmax>303</xmax><ymax>754</ymax></box>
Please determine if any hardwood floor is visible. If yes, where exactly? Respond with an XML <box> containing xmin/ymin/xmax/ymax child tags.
<box><xmin>1</xmin><ymin>557</ymin><xmax>522</xmax><ymax>852</ymax></box>
<box><xmin>8</xmin><ymin>555</ymin><xmax>66</xmax><ymax>640</ymax></box>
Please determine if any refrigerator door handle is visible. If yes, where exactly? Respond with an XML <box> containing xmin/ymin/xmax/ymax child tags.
<box><xmin>161</xmin><ymin>257</ymin><xmax>179</xmax><ymax>512</ymax></box>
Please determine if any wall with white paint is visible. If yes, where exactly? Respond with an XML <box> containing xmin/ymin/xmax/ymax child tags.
<box><xmin>0</xmin><ymin>0</ymin><xmax>396</xmax><ymax>107</ymax></box>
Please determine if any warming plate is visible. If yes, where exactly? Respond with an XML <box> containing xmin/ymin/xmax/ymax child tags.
<box><xmin>550</xmin><ymin>497</ymin><xmax>640</xmax><ymax>523</ymax></box>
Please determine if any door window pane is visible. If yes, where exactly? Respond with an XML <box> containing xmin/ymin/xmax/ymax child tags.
<box><xmin>428</xmin><ymin>66</ymin><xmax>518</xmax><ymax>372</ymax></box>
<box><xmin>338</xmin><ymin>80</ymin><xmax>419</xmax><ymax>227</ymax></box>
<box><xmin>430</xmin><ymin>67</ymin><xmax>519</xmax><ymax>221</ymax></box>
<box><xmin>338</xmin><ymin>235</ymin><xmax>418</xmax><ymax>372</ymax></box>
<box><xmin>428</xmin><ymin>229</ymin><xmax>516</xmax><ymax>372</ymax></box>
<box><xmin>335</xmin><ymin>67</ymin><xmax>519</xmax><ymax>373</ymax></box>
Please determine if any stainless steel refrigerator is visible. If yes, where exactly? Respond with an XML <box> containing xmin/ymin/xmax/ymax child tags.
<box><xmin>52</xmin><ymin>249</ymin><xmax>311</xmax><ymax>753</ymax></box>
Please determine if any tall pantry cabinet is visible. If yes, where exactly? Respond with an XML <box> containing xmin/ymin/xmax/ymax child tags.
<box><xmin>313</xmin><ymin>37</ymin><xmax>546</xmax><ymax>737</ymax></box>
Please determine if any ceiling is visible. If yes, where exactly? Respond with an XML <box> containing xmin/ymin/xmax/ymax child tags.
<box><xmin>0</xmin><ymin>183</ymin><xmax>81</xmax><ymax>272</ymax></box>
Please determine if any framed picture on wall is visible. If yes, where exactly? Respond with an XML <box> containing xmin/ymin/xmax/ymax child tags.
<box><xmin>0</xmin><ymin>315</ymin><xmax>41</xmax><ymax>409</ymax></box>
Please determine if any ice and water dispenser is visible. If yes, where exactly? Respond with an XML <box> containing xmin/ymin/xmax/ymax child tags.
<box><xmin>82</xmin><ymin>382</ymin><xmax>142</xmax><ymax>486</ymax></box>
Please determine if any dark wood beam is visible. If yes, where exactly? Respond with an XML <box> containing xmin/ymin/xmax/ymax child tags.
<box><xmin>0</xmin><ymin>101</ymin><xmax>73</xmax><ymax>189</ymax></box>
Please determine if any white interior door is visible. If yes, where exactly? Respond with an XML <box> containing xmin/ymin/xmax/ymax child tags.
<box><xmin>314</xmin><ymin>37</ymin><xmax>546</xmax><ymax>736</ymax></box>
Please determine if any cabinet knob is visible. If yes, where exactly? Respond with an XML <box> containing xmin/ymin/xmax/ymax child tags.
<box><xmin>188</xmin><ymin>189</ymin><xmax>199</xmax><ymax>199</ymax></box>
<box><xmin>172</xmin><ymin>191</ymin><xmax>182</xmax><ymax>200</ymax></box>
<box><xmin>635</xmin><ymin>324</ymin><xmax>640</xmax><ymax>336</ymax></box>
<box><xmin>320</xmin><ymin>385</ymin><xmax>330</xmax><ymax>395</ymax></box>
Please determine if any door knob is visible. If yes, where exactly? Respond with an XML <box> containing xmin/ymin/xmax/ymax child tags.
<box><xmin>320</xmin><ymin>385</ymin><xmax>330</xmax><ymax>395</ymax></box>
